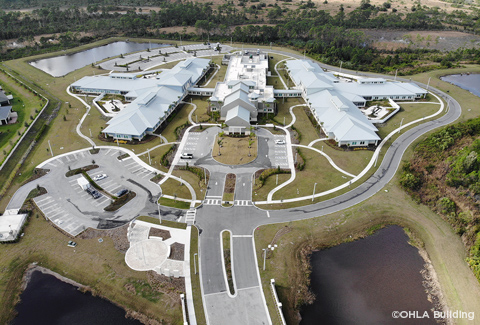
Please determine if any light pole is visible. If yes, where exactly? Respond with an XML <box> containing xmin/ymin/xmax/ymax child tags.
<box><xmin>263</xmin><ymin>244</ymin><xmax>277</xmax><ymax>271</ymax></box>
<box><xmin>398</xmin><ymin>118</ymin><xmax>404</xmax><ymax>134</ymax></box>
<box><xmin>148</xmin><ymin>148</ymin><xmax>152</xmax><ymax>165</ymax></box>
<box><xmin>194</xmin><ymin>253</ymin><xmax>198</xmax><ymax>274</ymax></box>
<box><xmin>339</xmin><ymin>61</ymin><xmax>343</xmax><ymax>75</ymax></box>
<box><xmin>157</xmin><ymin>194</ymin><xmax>162</xmax><ymax>224</ymax></box>
<box><xmin>89</xmin><ymin>128</ymin><xmax>92</xmax><ymax>137</ymax></box>
<box><xmin>48</xmin><ymin>140</ymin><xmax>53</xmax><ymax>157</ymax></box>
<box><xmin>312</xmin><ymin>182</ymin><xmax>317</xmax><ymax>201</ymax></box>
<box><xmin>427</xmin><ymin>77</ymin><xmax>431</xmax><ymax>91</ymax></box>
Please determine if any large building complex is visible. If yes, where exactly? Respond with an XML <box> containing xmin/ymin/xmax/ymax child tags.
<box><xmin>70</xmin><ymin>51</ymin><xmax>428</xmax><ymax>146</ymax></box>
<box><xmin>285</xmin><ymin>60</ymin><xmax>427</xmax><ymax>146</ymax></box>
<box><xmin>209</xmin><ymin>51</ymin><xmax>276</xmax><ymax>130</ymax></box>
<box><xmin>71</xmin><ymin>58</ymin><xmax>211</xmax><ymax>140</ymax></box>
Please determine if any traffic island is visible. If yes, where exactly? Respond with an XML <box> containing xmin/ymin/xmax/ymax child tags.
<box><xmin>222</xmin><ymin>173</ymin><xmax>236</xmax><ymax>207</ymax></box>
<box><xmin>212</xmin><ymin>134</ymin><xmax>257</xmax><ymax>165</ymax></box>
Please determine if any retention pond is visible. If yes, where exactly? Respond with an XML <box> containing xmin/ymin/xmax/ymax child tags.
<box><xmin>11</xmin><ymin>269</ymin><xmax>141</xmax><ymax>324</ymax></box>
<box><xmin>441</xmin><ymin>73</ymin><xmax>480</xmax><ymax>98</ymax></box>
<box><xmin>30</xmin><ymin>41</ymin><xmax>167</xmax><ymax>77</ymax></box>
<box><xmin>300</xmin><ymin>226</ymin><xmax>437</xmax><ymax>324</ymax></box>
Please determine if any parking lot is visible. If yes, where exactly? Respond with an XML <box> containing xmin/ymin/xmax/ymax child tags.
<box><xmin>33</xmin><ymin>148</ymin><xmax>162</xmax><ymax>236</ymax></box>
<box><xmin>269</xmin><ymin>134</ymin><xmax>289</xmax><ymax>169</ymax></box>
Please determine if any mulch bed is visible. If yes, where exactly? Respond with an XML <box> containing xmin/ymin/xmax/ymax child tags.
<box><xmin>149</xmin><ymin>228</ymin><xmax>171</xmax><ymax>240</ymax></box>
<box><xmin>22</xmin><ymin>168</ymin><xmax>50</xmax><ymax>185</ymax></box>
<box><xmin>78</xmin><ymin>224</ymin><xmax>130</xmax><ymax>253</ymax></box>
<box><xmin>104</xmin><ymin>191</ymin><xmax>136</xmax><ymax>211</ymax></box>
<box><xmin>224</xmin><ymin>173</ymin><xmax>236</xmax><ymax>193</ymax></box>
<box><xmin>168</xmin><ymin>242</ymin><xmax>185</xmax><ymax>261</ymax></box>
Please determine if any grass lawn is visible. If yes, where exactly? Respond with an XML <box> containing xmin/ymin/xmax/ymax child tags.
<box><xmin>253</xmin><ymin>173</ymin><xmax>291</xmax><ymax>202</ymax></box>
<box><xmin>273</xmin><ymin>148</ymin><xmax>351</xmax><ymax>201</ymax></box>
<box><xmin>199</xmin><ymin>56</ymin><xmax>227</xmax><ymax>88</ymax></box>
<box><xmin>273</xmin><ymin>97</ymin><xmax>304</xmax><ymax>126</ymax></box>
<box><xmin>160</xmin><ymin>178</ymin><xmax>192</xmax><ymax>201</ymax></box>
<box><xmin>137</xmin><ymin>215</ymin><xmax>187</xmax><ymax>229</ymax></box>
<box><xmin>213</xmin><ymin>135</ymin><xmax>257</xmax><ymax>165</ymax></box>
<box><xmin>190</xmin><ymin>226</ymin><xmax>207</xmax><ymax>325</ymax></box>
<box><xmin>291</xmin><ymin>106</ymin><xmax>321</xmax><ymax>146</ymax></box>
<box><xmin>377</xmin><ymin>101</ymin><xmax>443</xmax><ymax>139</ymax></box>
<box><xmin>188</xmin><ymin>96</ymin><xmax>212</xmax><ymax>123</ymax></box>
<box><xmin>137</xmin><ymin>144</ymin><xmax>173</xmax><ymax>173</ymax></box>
<box><xmin>0</xmin><ymin>210</ymin><xmax>182</xmax><ymax>325</ymax></box>
<box><xmin>312</xmin><ymin>142</ymin><xmax>374</xmax><ymax>176</ymax></box>
<box><xmin>171</xmin><ymin>169</ymin><xmax>207</xmax><ymax>201</ymax></box>
<box><xmin>0</xmin><ymin>71</ymin><xmax>44</xmax><ymax>163</ymax></box>
<box><xmin>160</xmin><ymin>103</ymin><xmax>193</xmax><ymax>143</ymax></box>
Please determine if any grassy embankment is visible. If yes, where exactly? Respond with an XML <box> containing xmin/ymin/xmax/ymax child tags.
<box><xmin>0</xmin><ymin>209</ymin><xmax>183</xmax><ymax>324</ymax></box>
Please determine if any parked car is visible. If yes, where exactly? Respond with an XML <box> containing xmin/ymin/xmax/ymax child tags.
<box><xmin>275</xmin><ymin>139</ymin><xmax>286</xmax><ymax>145</ymax></box>
<box><xmin>116</xmin><ymin>189</ymin><xmax>129</xmax><ymax>197</ymax></box>
<box><xmin>67</xmin><ymin>241</ymin><xmax>77</xmax><ymax>247</ymax></box>
<box><xmin>93</xmin><ymin>174</ymin><xmax>107</xmax><ymax>181</ymax></box>
<box><xmin>180</xmin><ymin>153</ymin><xmax>193</xmax><ymax>159</ymax></box>
<box><xmin>86</xmin><ymin>185</ymin><xmax>101</xmax><ymax>199</ymax></box>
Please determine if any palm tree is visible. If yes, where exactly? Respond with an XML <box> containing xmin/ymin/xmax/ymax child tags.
<box><xmin>217</xmin><ymin>138</ymin><xmax>223</xmax><ymax>156</ymax></box>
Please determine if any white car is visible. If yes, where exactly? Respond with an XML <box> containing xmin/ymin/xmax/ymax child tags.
<box><xmin>93</xmin><ymin>174</ymin><xmax>107</xmax><ymax>181</ymax></box>
<box><xmin>180</xmin><ymin>153</ymin><xmax>193</xmax><ymax>159</ymax></box>
<box><xmin>275</xmin><ymin>139</ymin><xmax>286</xmax><ymax>145</ymax></box>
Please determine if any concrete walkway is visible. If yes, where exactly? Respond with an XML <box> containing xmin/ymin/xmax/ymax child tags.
<box><xmin>66</xmin><ymin>86</ymin><xmax>96</xmax><ymax>148</ymax></box>
<box><xmin>259</xmin><ymin>90</ymin><xmax>446</xmax><ymax>204</ymax></box>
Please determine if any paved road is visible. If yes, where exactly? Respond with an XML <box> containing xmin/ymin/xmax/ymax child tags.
<box><xmin>194</xmin><ymin>51</ymin><xmax>462</xmax><ymax>324</ymax></box>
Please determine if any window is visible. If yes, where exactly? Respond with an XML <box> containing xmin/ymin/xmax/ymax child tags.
<box><xmin>360</xmin><ymin>141</ymin><xmax>365</xmax><ymax>145</ymax></box>
<box><xmin>352</xmin><ymin>142</ymin><xmax>357</xmax><ymax>145</ymax></box>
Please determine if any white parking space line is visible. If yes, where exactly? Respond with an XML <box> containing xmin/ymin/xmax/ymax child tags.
<box><xmin>49</xmin><ymin>210</ymin><xmax>64</xmax><ymax>219</ymax></box>
<box><xmin>37</xmin><ymin>199</ymin><xmax>55</xmax><ymax>208</ymax></box>
<box><xmin>69</xmin><ymin>178</ymin><xmax>79</xmax><ymax>184</ymax></box>
<box><xmin>35</xmin><ymin>196</ymin><xmax>52</xmax><ymax>204</ymax></box>
<box><xmin>103</xmin><ymin>184</ymin><xmax>118</xmax><ymax>191</ymax></box>
<box><xmin>130</xmin><ymin>166</ymin><xmax>144</xmax><ymax>174</ymax></box>
<box><xmin>105</xmin><ymin>149</ymin><xmax>112</xmax><ymax>155</ymax></box>
<box><xmin>57</xmin><ymin>159</ymin><xmax>64</xmax><ymax>165</ymax></box>
<box><xmin>110</xmin><ymin>150</ymin><xmax>118</xmax><ymax>156</ymax></box>
<box><xmin>124</xmin><ymin>161</ymin><xmax>137</xmax><ymax>167</ymax></box>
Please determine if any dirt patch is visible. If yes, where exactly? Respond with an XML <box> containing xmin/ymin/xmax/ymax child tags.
<box><xmin>78</xmin><ymin>224</ymin><xmax>130</xmax><ymax>253</ymax></box>
<box><xmin>148</xmin><ymin>228</ymin><xmax>171</xmax><ymax>240</ymax></box>
<box><xmin>224</xmin><ymin>173</ymin><xmax>236</xmax><ymax>194</ymax></box>
<box><xmin>169</xmin><ymin>242</ymin><xmax>185</xmax><ymax>261</ymax></box>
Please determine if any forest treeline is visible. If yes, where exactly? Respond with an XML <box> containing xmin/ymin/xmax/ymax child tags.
<box><xmin>1</xmin><ymin>0</ymin><xmax>480</xmax><ymax>74</ymax></box>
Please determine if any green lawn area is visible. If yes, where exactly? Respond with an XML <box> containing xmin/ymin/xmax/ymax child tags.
<box><xmin>160</xmin><ymin>103</ymin><xmax>193</xmax><ymax>142</ymax></box>
<box><xmin>376</xmin><ymin>101</ymin><xmax>443</xmax><ymax>139</ymax></box>
<box><xmin>189</xmin><ymin>96</ymin><xmax>212</xmax><ymax>123</ymax></box>
<box><xmin>291</xmin><ymin>106</ymin><xmax>321</xmax><ymax>146</ymax></box>
<box><xmin>273</xmin><ymin>97</ymin><xmax>304</xmax><ymax>126</ymax></box>
<box><xmin>137</xmin><ymin>215</ymin><xmax>188</xmax><ymax>229</ymax></box>
<box><xmin>171</xmin><ymin>168</ymin><xmax>207</xmax><ymax>201</ymax></box>
<box><xmin>160</xmin><ymin>177</ymin><xmax>192</xmax><ymax>201</ymax></box>
<box><xmin>199</xmin><ymin>56</ymin><xmax>227</xmax><ymax>88</ymax></box>
<box><xmin>137</xmin><ymin>144</ymin><xmax>173</xmax><ymax>173</ymax></box>
<box><xmin>0</xmin><ymin>71</ymin><xmax>45</xmax><ymax>163</ymax></box>
<box><xmin>312</xmin><ymin>142</ymin><xmax>374</xmax><ymax>176</ymax></box>
<box><xmin>273</xmin><ymin>148</ymin><xmax>350</xmax><ymax>201</ymax></box>
<box><xmin>253</xmin><ymin>173</ymin><xmax>291</xmax><ymax>202</ymax></box>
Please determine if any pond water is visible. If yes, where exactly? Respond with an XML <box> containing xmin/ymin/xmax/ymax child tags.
<box><xmin>441</xmin><ymin>74</ymin><xmax>480</xmax><ymax>98</ymax></box>
<box><xmin>11</xmin><ymin>270</ymin><xmax>142</xmax><ymax>325</ymax></box>
<box><xmin>30</xmin><ymin>41</ymin><xmax>168</xmax><ymax>77</ymax></box>
<box><xmin>300</xmin><ymin>226</ymin><xmax>436</xmax><ymax>325</ymax></box>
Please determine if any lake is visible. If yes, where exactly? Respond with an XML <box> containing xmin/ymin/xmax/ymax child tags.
<box><xmin>300</xmin><ymin>226</ymin><xmax>436</xmax><ymax>324</ymax></box>
<box><xmin>441</xmin><ymin>73</ymin><xmax>480</xmax><ymax>98</ymax></box>
<box><xmin>11</xmin><ymin>270</ymin><xmax>142</xmax><ymax>325</ymax></box>
<box><xmin>30</xmin><ymin>41</ymin><xmax>168</xmax><ymax>77</ymax></box>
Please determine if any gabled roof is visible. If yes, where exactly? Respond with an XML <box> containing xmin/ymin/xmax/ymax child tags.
<box><xmin>225</xmin><ymin>106</ymin><xmax>250</xmax><ymax>125</ymax></box>
<box><xmin>224</xmin><ymin>89</ymin><xmax>255</xmax><ymax>109</ymax></box>
<box><xmin>0</xmin><ymin>106</ymin><xmax>12</xmax><ymax>120</ymax></box>
<box><xmin>0</xmin><ymin>91</ymin><xmax>10</xmax><ymax>104</ymax></box>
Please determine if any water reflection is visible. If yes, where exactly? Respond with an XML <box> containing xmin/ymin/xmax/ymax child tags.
<box><xmin>30</xmin><ymin>41</ymin><xmax>167</xmax><ymax>77</ymax></box>
<box><xmin>441</xmin><ymin>74</ymin><xmax>480</xmax><ymax>97</ymax></box>
<box><xmin>300</xmin><ymin>226</ymin><xmax>436</xmax><ymax>325</ymax></box>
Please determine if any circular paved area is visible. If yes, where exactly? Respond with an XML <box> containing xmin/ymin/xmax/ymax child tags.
<box><xmin>125</xmin><ymin>239</ymin><xmax>169</xmax><ymax>271</ymax></box>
